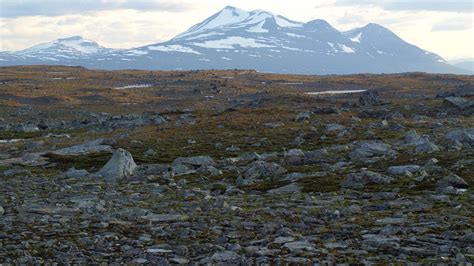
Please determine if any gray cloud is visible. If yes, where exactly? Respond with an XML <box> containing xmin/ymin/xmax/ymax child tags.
<box><xmin>336</xmin><ymin>0</ymin><xmax>474</xmax><ymax>13</ymax></box>
<box><xmin>0</xmin><ymin>0</ymin><xmax>190</xmax><ymax>18</ymax></box>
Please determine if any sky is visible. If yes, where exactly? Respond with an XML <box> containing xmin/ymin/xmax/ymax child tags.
<box><xmin>0</xmin><ymin>0</ymin><xmax>473</xmax><ymax>60</ymax></box>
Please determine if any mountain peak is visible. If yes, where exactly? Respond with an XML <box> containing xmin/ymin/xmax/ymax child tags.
<box><xmin>58</xmin><ymin>35</ymin><xmax>84</xmax><ymax>41</ymax></box>
<box><xmin>172</xmin><ymin>6</ymin><xmax>302</xmax><ymax>40</ymax></box>
<box><xmin>304</xmin><ymin>19</ymin><xmax>337</xmax><ymax>32</ymax></box>
<box><xmin>361</xmin><ymin>23</ymin><xmax>392</xmax><ymax>33</ymax></box>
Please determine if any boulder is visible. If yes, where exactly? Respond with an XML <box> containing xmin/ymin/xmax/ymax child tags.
<box><xmin>97</xmin><ymin>148</ymin><xmax>137</xmax><ymax>180</ymax></box>
<box><xmin>171</xmin><ymin>155</ymin><xmax>215</xmax><ymax>175</ymax></box>
<box><xmin>402</xmin><ymin>130</ymin><xmax>440</xmax><ymax>153</ymax></box>
<box><xmin>244</xmin><ymin>161</ymin><xmax>287</xmax><ymax>181</ymax></box>
<box><xmin>437</xmin><ymin>174</ymin><xmax>468</xmax><ymax>194</ymax></box>
<box><xmin>359</xmin><ymin>90</ymin><xmax>381</xmax><ymax>106</ymax></box>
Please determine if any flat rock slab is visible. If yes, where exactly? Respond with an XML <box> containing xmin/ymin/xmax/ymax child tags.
<box><xmin>49</xmin><ymin>138</ymin><xmax>113</xmax><ymax>156</ymax></box>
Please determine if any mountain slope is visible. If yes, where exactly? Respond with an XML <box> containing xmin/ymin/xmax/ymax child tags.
<box><xmin>0</xmin><ymin>6</ymin><xmax>469</xmax><ymax>75</ymax></box>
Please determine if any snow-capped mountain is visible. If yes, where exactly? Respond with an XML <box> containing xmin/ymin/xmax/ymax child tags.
<box><xmin>1</xmin><ymin>36</ymin><xmax>118</xmax><ymax>64</ymax></box>
<box><xmin>0</xmin><ymin>6</ymin><xmax>469</xmax><ymax>74</ymax></box>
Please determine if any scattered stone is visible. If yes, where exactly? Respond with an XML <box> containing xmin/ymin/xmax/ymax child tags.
<box><xmin>2</xmin><ymin>168</ymin><xmax>31</xmax><ymax>177</ymax></box>
<box><xmin>267</xmin><ymin>183</ymin><xmax>300</xmax><ymax>195</ymax></box>
<box><xmin>349</xmin><ymin>140</ymin><xmax>397</xmax><ymax>161</ymax></box>
<box><xmin>244</xmin><ymin>161</ymin><xmax>287</xmax><ymax>181</ymax></box>
<box><xmin>443</xmin><ymin>97</ymin><xmax>474</xmax><ymax>110</ymax></box>
<box><xmin>283</xmin><ymin>240</ymin><xmax>314</xmax><ymax>252</ymax></box>
<box><xmin>144</xmin><ymin>148</ymin><xmax>157</xmax><ymax>157</ymax></box>
<box><xmin>263</xmin><ymin>122</ymin><xmax>283</xmax><ymax>129</ymax></box>
<box><xmin>387</xmin><ymin>165</ymin><xmax>421</xmax><ymax>176</ymax></box>
<box><xmin>141</xmin><ymin>213</ymin><xmax>189</xmax><ymax>223</ymax></box>
<box><xmin>295</xmin><ymin>111</ymin><xmax>311</xmax><ymax>122</ymax></box>
<box><xmin>437</xmin><ymin>174</ymin><xmax>468</xmax><ymax>194</ymax></box>
<box><xmin>325</xmin><ymin>123</ymin><xmax>346</xmax><ymax>133</ymax></box>
<box><xmin>171</xmin><ymin>157</ymin><xmax>212</xmax><ymax>176</ymax></box>
<box><xmin>403</xmin><ymin>130</ymin><xmax>440</xmax><ymax>153</ymax></box>
<box><xmin>445</xmin><ymin>128</ymin><xmax>474</xmax><ymax>145</ymax></box>
<box><xmin>211</xmin><ymin>251</ymin><xmax>241</xmax><ymax>262</ymax></box>
<box><xmin>63</xmin><ymin>167</ymin><xmax>89</xmax><ymax>178</ymax></box>
<box><xmin>341</xmin><ymin>170</ymin><xmax>394</xmax><ymax>189</ymax></box>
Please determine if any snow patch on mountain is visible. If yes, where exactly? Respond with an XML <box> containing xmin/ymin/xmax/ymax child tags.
<box><xmin>247</xmin><ymin>21</ymin><xmax>268</xmax><ymax>33</ymax></box>
<box><xmin>350</xmin><ymin>33</ymin><xmax>362</xmax><ymax>43</ymax></box>
<box><xmin>339</xmin><ymin>44</ymin><xmax>355</xmax><ymax>53</ymax></box>
<box><xmin>148</xmin><ymin>45</ymin><xmax>201</xmax><ymax>54</ymax></box>
<box><xmin>192</xmin><ymin>36</ymin><xmax>274</xmax><ymax>49</ymax></box>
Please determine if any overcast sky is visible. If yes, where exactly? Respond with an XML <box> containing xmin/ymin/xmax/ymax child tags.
<box><xmin>1</xmin><ymin>0</ymin><xmax>473</xmax><ymax>60</ymax></box>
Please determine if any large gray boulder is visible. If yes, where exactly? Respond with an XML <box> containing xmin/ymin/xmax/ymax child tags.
<box><xmin>97</xmin><ymin>148</ymin><xmax>137</xmax><ymax>180</ymax></box>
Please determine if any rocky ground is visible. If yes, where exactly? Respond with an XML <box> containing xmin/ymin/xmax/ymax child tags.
<box><xmin>0</xmin><ymin>66</ymin><xmax>473</xmax><ymax>264</ymax></box>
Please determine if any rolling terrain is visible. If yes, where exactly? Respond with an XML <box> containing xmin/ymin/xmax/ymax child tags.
<box><xmin>0</xmin><ymin>66</ymin><xmax>473</xmax><ymax>263</ymax></box>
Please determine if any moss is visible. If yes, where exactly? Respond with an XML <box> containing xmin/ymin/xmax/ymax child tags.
<box><xmin>45</xmin><ymin>152</ymin><xmax>112</xmax><ymax>171</ymax></box>
<box><xmin>299</xmin><ymin>173</ymin><xmax>345</xmax><ymax>193</ymax></box>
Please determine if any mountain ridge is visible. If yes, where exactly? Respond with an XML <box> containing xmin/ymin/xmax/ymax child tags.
<box><xmin>0</xmin><ymin>6</ymin><xmax>470</xmax><ymax>75</ymax></box>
